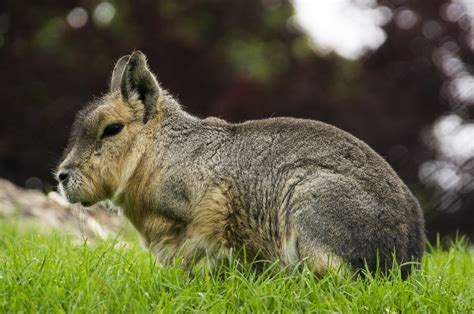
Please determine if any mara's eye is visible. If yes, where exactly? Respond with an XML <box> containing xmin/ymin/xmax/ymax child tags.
<box><xmin>101</xmin><ymin>123</ymin><xmax>124</xmax><ymax>139</ymax></box>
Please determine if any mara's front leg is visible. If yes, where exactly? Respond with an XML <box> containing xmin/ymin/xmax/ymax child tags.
<box><xmin>139</xmin><ymin>214</ymin><xmax>218</xmax><ymax>271</ymax></box>
<box><xmin>139</xmin><ymin>214</ymin><xmax>187</xmax><ymax>267</ymax></box>
<box><xmin>139</xmin><ymin>185</ymin><xmax>234</xmax><ymax>272</ymax></box>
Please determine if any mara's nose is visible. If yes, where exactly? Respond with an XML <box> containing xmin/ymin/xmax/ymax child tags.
<box><xmin>58</xmin><ymin>171</ymin><xmax>69</xmax><ymax>183</ymax></box>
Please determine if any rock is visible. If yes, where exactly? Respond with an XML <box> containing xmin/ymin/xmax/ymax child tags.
<box><xmin>0</xmin><ymin>178</ymin><xmax>130</xmax><ymax>241</ymax></box>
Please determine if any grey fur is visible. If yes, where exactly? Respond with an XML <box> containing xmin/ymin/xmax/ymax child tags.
<box><xmin>120</xmin><ymin>51</ymin><xmax>160</xmax><ymax>123</ymax></box>
<box><xmin>57</xmin><ymin>51</ymin><xmax>425</xmax><ymax>278</ymax></box>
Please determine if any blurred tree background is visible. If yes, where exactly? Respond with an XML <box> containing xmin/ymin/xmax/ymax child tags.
<box><xmin>0</xmin><ymin>0</ymin><xmax>472</xmax><ymax>241</ymax></box>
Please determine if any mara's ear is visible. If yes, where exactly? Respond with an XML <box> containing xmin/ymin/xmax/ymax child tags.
<box><xmin>110</xmin><ymin>55</ymin><xmax>131</xmax><ymax>92</ymax></box>
<box><xmin>120</xmin><ymin>51</ymin><xmax>160</xmax><ymax>123</ymax></box>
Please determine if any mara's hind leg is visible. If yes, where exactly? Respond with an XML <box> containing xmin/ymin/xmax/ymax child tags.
<box><xmin>291</xmin><ymin>172</ymin><xmax>424</xmax><ymax>279</ymax></box>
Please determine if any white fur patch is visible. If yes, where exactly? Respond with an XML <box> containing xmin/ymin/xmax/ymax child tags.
<box><xmin>281</xmin><ymin>230</ymin><xmax>299</xmax><ymax>265</ymax></box>
<box><xmin>112</xmin><ymin>151</ymin><xmax>142</xmax><ymax>204</ymax></box>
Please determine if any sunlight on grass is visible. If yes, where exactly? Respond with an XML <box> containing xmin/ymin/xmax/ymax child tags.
<box><xmin>0</xmin><ymin>220</ymin><xmax>472</xmax><ymax>312</ymax></box>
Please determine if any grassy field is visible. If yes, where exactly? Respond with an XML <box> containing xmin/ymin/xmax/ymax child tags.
<box><xmin>0</xmin><ymin>220</ymin><xmax>473</xmax><ymax>313</ymax></box>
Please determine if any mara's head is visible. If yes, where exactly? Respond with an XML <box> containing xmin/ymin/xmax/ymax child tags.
<box><xmin>56</xmin><ymin>51</ymin><xmax>165</xmax><ymax>206</ymax></box>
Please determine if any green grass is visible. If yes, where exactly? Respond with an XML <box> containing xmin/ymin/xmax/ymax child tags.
<box><xmin>0</xmin><ymin>220</ymin><xmax>473</xmax><ymax>313</ymax></box>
